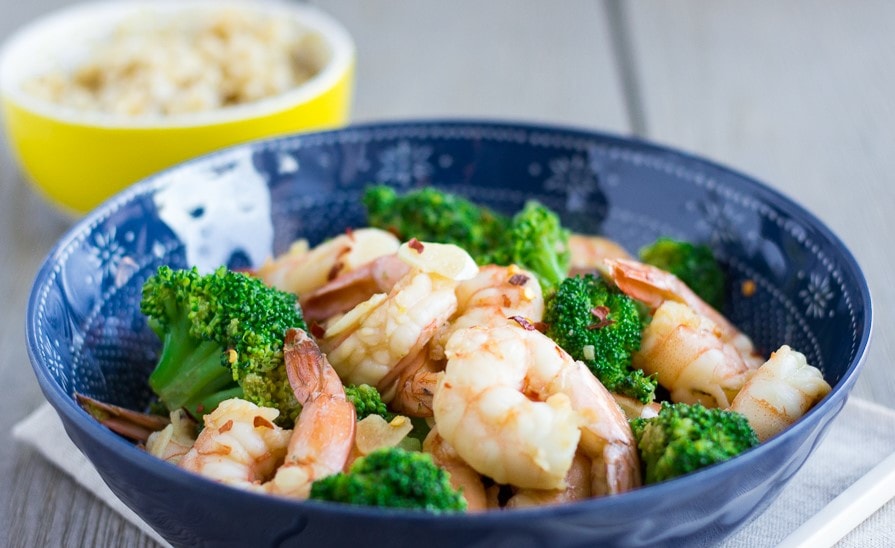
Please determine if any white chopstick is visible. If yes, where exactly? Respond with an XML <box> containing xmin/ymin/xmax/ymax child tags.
<box><xmin>777</xmin><ymin>450</ymin><xmax>895</xmax><ymax>548</ymax></box>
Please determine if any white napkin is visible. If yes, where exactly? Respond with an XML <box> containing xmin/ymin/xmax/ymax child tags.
<box><xmin>12</xmin><ymin>397</ymin><xmax>895</xmax><ymax>547</ymax></box>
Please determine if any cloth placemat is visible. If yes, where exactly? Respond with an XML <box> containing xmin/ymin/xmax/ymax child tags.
<box><xmin>12</xmin><ymin>397</ymin><xmax>895</xmax><ymax>547</ymax></box>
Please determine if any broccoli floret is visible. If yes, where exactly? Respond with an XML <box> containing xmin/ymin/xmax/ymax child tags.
<box><xmin>344</xmin><ymin>384</ymin><xmax>392</xmax><ymax>421</ymax></box>
<box><xmin>140</xmin><ymin>265</ymin><xmax>307</xmax><ymax>425</ymax></box>
<box><xmin>639</xmin><ymin>237</ymin><xmax>726</xmax><ymax>310</ymax></box>
<box><xmin>363</xmin><ymin>186</ymin><xmax>570</xmax><ymax>293</ymax></box>
<box><xmin>630</xmin><ymin>402</ymin><xmax>759</xmax><ymax>484</ymax></box>
<box><xmin>363</xmin><ymin>185</ymin><xmax>508</xmax><ymax>264</ymax></box>
<box><xmin>545</xmin><ymin>274</ymin><xmax>655</xmax><ymax>402</ymax></box>
<box><xmin>309</xmin><ymin>447</ymin><xmax>467</xmax><ymax>512</ymax></box>
<box><xmin>491</xmin><ymin>201</ymin><xmax>571</xmax><ymax>294</ymax></box>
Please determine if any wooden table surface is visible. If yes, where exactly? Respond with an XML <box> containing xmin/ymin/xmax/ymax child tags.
<box><xmin>2</xmin><ymin>1</ymin><xmax>893</xmax><ymax>546</ymax></box>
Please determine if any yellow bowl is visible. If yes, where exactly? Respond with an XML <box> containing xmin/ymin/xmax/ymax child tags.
<box><xmin>0</xmin><ymin>0</ymin><xmax>355</xmax><ymax>215</ymax></box>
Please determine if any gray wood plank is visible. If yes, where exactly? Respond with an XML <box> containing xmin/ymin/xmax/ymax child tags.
<box><xmin>312</xmin><ymin>0</ymin><xmax>631</xmax><ymax>131</ymax></box>
<box><xmin>626</xmin><ymin>0</ymin><xmax>895</xmax><ymax>405</ymax></box>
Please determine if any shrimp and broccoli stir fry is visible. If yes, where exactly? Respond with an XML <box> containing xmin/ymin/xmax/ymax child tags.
<box><xmin>84</xmin><ymin>185</ymin><xmax>832</xmax><ymax>513</ymax></box>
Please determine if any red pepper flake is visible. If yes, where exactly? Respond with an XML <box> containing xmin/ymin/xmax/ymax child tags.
<box><xmin>508</xmin><ymin>273</ymin><xmax>530</xmax><ymax>286</ymax></box>
<box><xmin>587</xmin><ymin>306</ymin><xmax>614</xmax><ymax>330</ymax></box>
<box><xmin>253</xmin><ymin>416</ymin><xmax>275</xmax><ymax>429</ymax></box>
<box><xmin>218</xmin><ymin>420</ymin><xmax>234</xmax><ymax>434</ymax></box>
<box><xmin>590</xmin><ymin>306</ymin><xmax>610</xmax><ymax>321</ymax></box>
<box><xmin>509</xmin><ymin>315</ymin><xmax>537</xmax><ymax>331</ymax></box>
<box><xmin>309</xmin><ymin>321</ymin><xmax>326</xmax><ymax>339</ymax></box>
<box><xmin>408</xmin><ymin>238</ymin><xmax>425</xmax><ymax>254</ymax></box>
<box><xmin>345</xmin><ymin>226</ymin><xmax>355</xmax><ymax>240</ymax></box>
<box><xmin>533</xmin><ymin>321</ymin><xmax>548</xmax><ymax>333</ymax></box>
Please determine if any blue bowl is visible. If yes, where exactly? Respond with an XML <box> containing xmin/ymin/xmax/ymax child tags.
<box><xmin>26</xmin><ymin>120</ymin><xmax>872</xmax><ymax>547</ymax></box>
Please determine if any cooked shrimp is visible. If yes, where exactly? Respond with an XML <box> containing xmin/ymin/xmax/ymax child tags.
<box><xmin>612</xmin><ymin>394</ymin><xmax>661</xmax><ymax>420</ymax></box>
<box><xmin>387</xmin><ymin>350</ymin><xmax>441</xmax><ymax>417</ymax></box>
<box><xmin>265</xmin><ymin>328</ymin><xmax>357</xmax><ymax>498</ymax></box>
<box><xmin>301</xmin><ymin>254</ymin><xmax>410</xmax><ymax>323</ymax></box>
<box><xmin>178</xmin><ymin>398</ymin><xmax>292</xmax><ymax>487</ymax></box>
<box><xmin>605</xmin><ymin>258</ymin><xmax>761</xmax><ymax>408</ymax></box>
<box><xmin>505</xmin><ymin>452</ymin><xmax>592</xmax><ymax>508</ymax></box>
<box><xmin>635</xmin><ymin>300</ymin><xmax>753</xmax><ymax>408</ymax></box>
<box><xmin>388</xmin><ymin>265</ymin><xmax>545</xmax><ymax>416</ymax></box>
<box><xmin>568</xmin><ymin>234</ymin><xmax>633</xmax><ymax>277</ymax></box>
<box><xmin>256</xmin><ymin>228</ymin><xmax>400</xmax><ymax>296</ymax></box>
<box><xmin>146</xmin><ymin>409</ymin><xmax>198</xmax><ymax>465</ymax></box>
<box><xmin>431</xmin><ymin>264</ymin><xmax>544</xmax><ymax>360</ymax></box>
<box><xmin>605</xmin><ymin>257</ymin><xmax>763</xmax><ymax>368</ymax></box>
<box><xmin>76</xmin><ymin>393</ymin><xmax>171</xmax><ymax>443</ymax></box>
<box><xmin>320</xmin><ymin>240</ymin><xmax>477</xmax><ymax>392</ymax></box>
<box><xmin>730</xmin><ymin>345</ymin><xmax>831</xmax><ymax>441</ymax></box>
<box><xmin>433</xmin><ymin>324</ymin><xmax>640</xmax><ymax>494</ymax></box>
<box><xmin>179</xmin><ymin>329</ymin><xmax>355</xmax><ymax>498</ymax></box>
<box><xmin>423</xmin><ymin>428</ymin><xmax>489</xmax><ymax>512</ymax></box>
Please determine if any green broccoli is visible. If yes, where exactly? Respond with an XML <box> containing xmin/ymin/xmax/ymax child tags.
<box><xmin>491</xmin><ymin>200</ymin><xmax>571</xmax><ymax>293</ymax></box>
<box><xmin>630</xmin><ymin>402</ymin><xmax>759</xmax><ymax>484</ymax></box>
<box><xmin>344</xmin><ymin>384</ymin><xmax>392</xmax><ymax>421</ymax></box>
<box><xmin>309</xmin><ymin>447</ymin><xmax>467</xmax><ymax>512</ymax></box>
<box><xmin>362</xmin><ymin>185</ymin><xmax>508</xmax><ymax>264</ymax></box>
<box><xmin>544</xmin><ymin>274</ymin><xmax>655</xmax><ymax>402</ymax></box>
<box><xmin>639</xmin><ymin>237</ymin><xmax>726</xmax><ymax>310</ymax></box>
<box><xmin>362</xmin><ymin>185</ymin><xmax>570</xmax><ymax>293</ymax></box>
<box><xmin>140</xmin><ymin>265</ymin><xmax>307</xmax><ymax>425</ymax></box>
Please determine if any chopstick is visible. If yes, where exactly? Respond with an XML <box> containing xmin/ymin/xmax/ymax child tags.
<box><xmin>777</xmin><ymin>450</ymin><xmax>895</xmax><ymax>548</ymax></box>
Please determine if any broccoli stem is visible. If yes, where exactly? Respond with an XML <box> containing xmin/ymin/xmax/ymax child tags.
<box><xmin>148</xmin><ymin>313</ymin><xmax>236</xmax><ymax>412</ymax></box>
<box><xmin>528</xmin><ymin>232</ymin><xmax>568</xmax><ymax>292</ymax></box>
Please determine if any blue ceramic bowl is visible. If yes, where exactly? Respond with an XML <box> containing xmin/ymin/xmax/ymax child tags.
<box><xmin>26</xmin><ymin>120</ymin><xmax>872</xmax><ymax>547</ymax></box>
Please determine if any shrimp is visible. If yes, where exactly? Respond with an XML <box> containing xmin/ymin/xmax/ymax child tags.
<box><xmin>505</xmin><ymin>452</ymin><xmax>593</xmax><ymax>508</ymax></box>
<box><xmin>635</xmin><ymin>300</ymin><xmax>753</xmax><ymax>408</ymax></box>
<box><xmin>265</xmin><ymin>328</ymin><xmax>356</xmax><ymax>498</ymax></box>
<box><xmin>178</xmin><ymin>398</ymin><xmax>292</xmax><ymax>487</ymax></box>
<box><xmin>431</xmin><ymin>264</ymin><xmax>545</xmax><ymax>360</ymax></box>
<box><xmin>320</xmin><ymin>240</ymin><xmax>477</xmax><ymax>393</ymax></box>
<box><xmin>423</xmin><ymin>428</ymin><xmax>489</xmax><ymax>512</ymax></box>
<box><xmin>256</xmin><ymin>228</ymin><xmax>400</xmax><ymax>297</ymax></box>
<box><xmin>387</xmin><ymin>350</ymin><xmax>442</xmax><ymax>417</ymax></box>
<box><xmin>568</xmin><ymin>233</ymin><xmax>633</xmax><ymax>277</ymax></box>
<box><xmin>611</xmin><ymin>394</ymin><xmax>661</xmax><ymax>420</ymax></box>
<box><xmin>387</xmin><ymin>265</ymin><xmax>545</xmax><ymax>416</ymax></box>
<box><xmin>730</xmin><ymin>345</ymin><xmax>831</xmax><ymax>441</ymax></box>
<box><xmin>179</xmin><ymin>328</ymin><xmax>356</xmax><ymax>498</ymax></box>
<box><xmin>605</xmin><ymin>257</ymin><xmax>763</xmax><ymax>368</ymax></box>
<box><xmin>76</xmin><ymin>393</ymin><xmax>171</xmax><ymax>443</ymax></box>
<box><xmin>146</xmin><ymin>409</ymin><xmax>198</xmax><ymax>465</ymax></box>
<box><xmin>605</xmin><ymin>258</ymin><xmax>761</xmax><ymax>408</ymax></box>
<box><xmin>301</xmin><ymin>254</ymin><xmax>410</xmax><ymax>323</ymax></box>
<box><xmin>433</xmin><ymin>324</ymin><xmax>640</xmax><ymax>494</ymax></box>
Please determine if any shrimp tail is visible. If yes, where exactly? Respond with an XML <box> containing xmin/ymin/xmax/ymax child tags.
<box><xmin>284</xmin><ymin>328</ymin><xmax>349</xmax><ymax>405</ymax></box>
<box><xmin>268</xmin><ymin>328</ymin><xmax>357</xmax><ymax>497</ymax></box>
<box><xmin>301</xmin><ymin>255</ymin><xmax>410</xmax><ymax>323</ymax></box>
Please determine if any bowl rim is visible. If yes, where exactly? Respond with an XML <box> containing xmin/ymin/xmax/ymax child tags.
<box><xmin>0</xmin><ymin>0</ymin><xmax>355</xmax><ymax>129</ymax></box>
<box><xmin>25</xmin><ymin>117</ymin><xmax>875</xmax><ymax>524</ymax></box>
